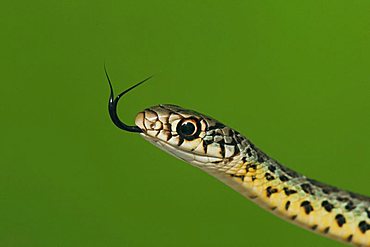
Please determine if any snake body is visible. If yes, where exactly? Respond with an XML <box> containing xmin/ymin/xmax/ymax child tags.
<box><xmin>132</xmin><ymin>104</ymin><xmax>370</xmax><ymax>246</ymax></box>
<box><xmin>105</xmin><ymin>73</ymin><xmax>370</xmax><ymax>246</ymax></box>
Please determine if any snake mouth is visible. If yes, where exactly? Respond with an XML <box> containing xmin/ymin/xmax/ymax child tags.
<box><xmin>139</xmin><ymin>133</ymin><xmax>223</xmax><ymax>165</ymax></box>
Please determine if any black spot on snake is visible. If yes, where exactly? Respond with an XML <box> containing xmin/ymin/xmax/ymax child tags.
<box><xmin>347</xmin><ymin>234</ymin><xmax>353</xmax><ymax>242</ymax></box>
<box><xmin>266</xmin><ymin>186</ymin><xmax>278</xmax><ymax>198</ymax></box>
<box><xmin>285</xmin><ymin>201</ymin><xmax>291</xmax><ymax>210</ymax></box>
<box><xmin>257</xmin><ymin>155</ymin><xmax>264</xmax><ymax>163</ymax></box>
<box><xmin>301</xmin><ymin>201</ymin><xmax>314</xmax><ymax>215</ymax></box>
<box><xmin>283</xmin><ymin>187</ymin><xmax>297</xmax><ymax>196</ymax></box>
<box><xmin>268</xmin><ymin>165</ymin><xmax>276</xmax><ymax>173</ymax></box>
<box><xmin>337</xmin><ymin>196</ymin><xmax>349</xmax><ymax>202</ymax></box>
<box><xmin>321</xmin><ymin>200</ymin><xmax>334</xmax><ymax>212</ymax></box>
<box><xmin>279</xmin><ymin>175</ymin><xmax>289</xmax><ymax>182</ymax></box>
<box><xmin>301</xmin><ymin>183</ymin><xmax>315</xmax><ymax>195</ymax></box>
<box><xmin>366</xmin><ymin>209</ymin><xmax>370</xmax><ymax>219</ymax></box>
<box><xmin>344</xmin><ymin>201</ymin><xmax>356</xmax><ymax>211</ymax></box>
<box><xmin>246</xmin><ymin>148</ymin><xmax>252</xmax><ymax>157</ymax></box>
<box><xmin>335</xmin><ymin>214</ymin><xmax>346</xmax><ymax>227</ymax></box>
<box><xmin>265</xmin><ymin>172</ymin><xmax>275</xmax><ymax>181</ymax></box>
<box><xmin>358</xmin><ymin>221</ymin><xmax>370</xmax><ymax>233</ymax></box>
<box><xmin>246</xmin><ymin>163</ymin><xmax>257</xmax><ymax>171</ymax></box>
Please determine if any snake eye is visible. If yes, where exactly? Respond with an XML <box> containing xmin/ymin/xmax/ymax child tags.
<box><xmin>176</xmin><ymin>118</ymin><xmax>201</xmax><ymax>140</ymax></box>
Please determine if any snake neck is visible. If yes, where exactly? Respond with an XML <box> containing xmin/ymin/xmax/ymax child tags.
<box><xmin>201</xmin><ymin>138</ymin><xmax>370</xmax><ymax>246</ymax></box>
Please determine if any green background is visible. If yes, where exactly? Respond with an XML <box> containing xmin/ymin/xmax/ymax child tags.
<box><xmin>1</xmin><ymin>0</ymin><xmax>369</xmax><ymax>246</ymax></box>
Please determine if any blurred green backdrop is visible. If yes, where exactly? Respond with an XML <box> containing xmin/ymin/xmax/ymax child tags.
<box><xmin>1</xmin><ymin>0</ymin><xmax>369</xmax><ymax>246</ymax></box>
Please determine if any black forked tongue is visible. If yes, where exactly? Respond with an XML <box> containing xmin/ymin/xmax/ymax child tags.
<box><xmin>105</xmin><ymin>66</ymin><xmax>153</xmax><ymax>133</ymax></box>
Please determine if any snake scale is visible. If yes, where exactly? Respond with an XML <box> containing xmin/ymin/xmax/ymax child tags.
<box><xmin>106</xmin><ymin>71</ymin><xmax>370</xmax><ymax>246</ymax></box>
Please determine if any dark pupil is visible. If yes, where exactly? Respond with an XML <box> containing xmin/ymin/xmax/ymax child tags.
<box><xmin>180</xmin><ymin>122</ymin><xmax>196</xmax><ymax>136</ymax></box>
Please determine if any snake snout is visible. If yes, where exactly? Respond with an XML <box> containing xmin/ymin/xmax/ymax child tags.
<box><xmin>135</xmin><ymin>112</ymin><xmax>145</xmax><ymax>131</ymax></box>
<box><xmin>134</xmin><ymin>107</ymin><xmax>173</xmax><ymax>138</ymax></box>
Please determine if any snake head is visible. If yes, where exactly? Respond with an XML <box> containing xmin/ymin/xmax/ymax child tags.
<box><xmin>105</xmin><ymin>71</ymin><xmax>248</xmax><ymax>167</ymax></box>
<box><xmin>135</xmin><ymin>104</ymin><xmax>246</xmax><ymax>166</ymax></box>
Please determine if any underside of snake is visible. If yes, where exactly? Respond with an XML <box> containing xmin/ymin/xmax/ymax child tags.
<box><xmin>105</xmin><ymin>71</ymin><xmax>370</xmax><ymax>246</ymax></box>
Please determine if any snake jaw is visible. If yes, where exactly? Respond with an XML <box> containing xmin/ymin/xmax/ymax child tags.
<box><xmin>140</xmin><ymin>134</ymin><xmax>223</xmax><ymax>166</ymax></box>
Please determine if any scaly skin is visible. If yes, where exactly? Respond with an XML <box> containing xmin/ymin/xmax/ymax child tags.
<box><xmin>133</xmin><ymin>104</ymin><xmax>370</xmax><ymax>246</ymax></box>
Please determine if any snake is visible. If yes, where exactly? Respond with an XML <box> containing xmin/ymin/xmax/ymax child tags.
<box><xmin>105</xmin><ymin>70</ymin><xmax>370</xmax><ymax>246</ymax></box>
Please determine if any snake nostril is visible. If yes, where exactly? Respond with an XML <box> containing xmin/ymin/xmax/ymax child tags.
<box><xmin>147</xmin><ymin>121</ymin><xmax>163</xmax><ymax>130</ymax></box>
<box><xmin>153</xmin><ymin>121</ymin><xmax>162</xmax><ymax>130</ymax></box>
